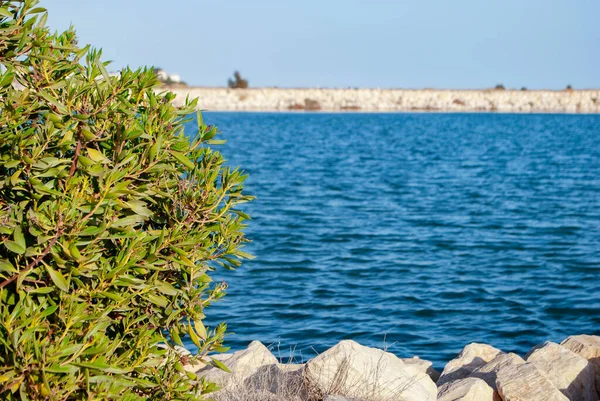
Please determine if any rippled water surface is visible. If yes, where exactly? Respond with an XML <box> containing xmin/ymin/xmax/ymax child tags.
<box><xmin>187</xmin><ymin>112</ymin><xmax>600</xmax><ymax>368</ymax></box>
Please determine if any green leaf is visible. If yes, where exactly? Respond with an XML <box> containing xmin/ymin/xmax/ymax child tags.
<box><xmin>127</xmin><ymin>200</ymin><xmax>152</xmax><ymax>217</ymax></box>
<box><xmin>45</xmin><ymin>265</ymin><xmax>69</xmax><ymax>292</ymax></box>
<box><xmin>39</xmin><ymin>91</ymin><xmax>68</xmax><ymax>114</ymax></box>
<box><xmin>170</xmin><ymin>150</ymin><xmax>195</xmax><ymax>170</ymax></box>
<box><xmin>194</xmin><ymin>320</ymin><xmax>207</xmax><ymax>340</ymax></box>
<box><xmin>210</xmin><ymin>358</ymin><xmax>231</xmax><ymax>373</ymax></box>
<box><xmin>112</xmin><ymin>215</ymin><xmax>143</xmax><ymax>228</ymax></box>
<box><xmin>0</xmin><ymin>260</ymin><xmax>17</xmax><ymax>273</ymax></box>
<box><xmin>80</xmin><ymin>226</ymin><xmax>104</xmax><ymax>236</ymax></box>
<box><xmin>46</xmin><ymin>364</ymin><xmax>79</xmax><ymax>374</ymax></box>
<box><xmin>35</xmin><ymin>11</ymin><xmax>47</xmax><ymax>28</ymax></box>
<box><xmin>187</xmin><ymin>324</ymin><xmax>201</xmax><ymax>348</ymax></box>
<box><xmin>4</xmin><ymin>240</ymin><xmax>25</xmax><ymax>255</ymax></box>
<box><xmin>155</xmin><ymin>281</ymin><xmax>177</xmax><ymax>296</ymax></box>
<box><xmin>13</xmin><ymin>226</ymin><xmax>25</xmax><ymax>249</ymax></box>
<box><xmin>0</xmin><ymin>8</ymin><xmax>12</xmax><ymax>18</ymax></box>
<box><xmin>40</xmin><ymin>305</ymin><xmax>58</xmax><ymax>318</ymax></box>
<box><xmin>86</xmin><ymin>148</ymin><xmax>109</xmax><ymax>163</ymax></box>
<box><xmin>170</xmin><ymin>328</ymin><xmax>183</xmax><ymax>346</ymax></box>
<box><xmin>29</xmin><ymin>287</ymin><xmax>54</xmax><ymax>294</ymax></box>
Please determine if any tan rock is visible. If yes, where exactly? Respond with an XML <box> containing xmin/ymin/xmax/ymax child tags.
<box><xmin>470</xmin><ymin>352</ymin><xmax>525</xmax><ymax>388</ymax></box>
<box><xmin>438</xmin><ymin>343</ymin><xmax>503</xmax><ymax>385</ymax></box>
<box><xmin>496</xmin><ymin>362</ymin><xmax>569</xmax><ymax>401</ymax></box>
<box><xmin>561</xmin><ymin>334</ymin><xmax>600</xmax><ymax>396</ymax></box>
<box><xmin>437</xmin><ymin>377</ymin><xmax>495</xmax><ymax>401</ymax></box>
<box><xmin>526</xmin><ymin>341</ymin><xmax>596</xmax><ymax>401</ymax></box>
<box><xmin>197</xmin><ymin>341</ymin><xmax>277</xmax><ymax>388</ymax></box>
<box><xmin>304</xmin><ymin>340</ymin><xmax>437</xmax><ymax>401</ymax></box>
<box><xmin>401</xmin><ymin>356</ymin><xmax>441</xmax><ymax>383</ymax></box>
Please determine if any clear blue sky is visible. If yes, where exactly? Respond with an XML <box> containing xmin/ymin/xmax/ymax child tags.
<box><xmin>41</xmin><ymin>0</ymin><xmax>599</xmax><ymax>89</ymax></box>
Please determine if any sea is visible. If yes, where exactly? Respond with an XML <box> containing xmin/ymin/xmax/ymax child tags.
<box><xmin>184</xmin><ymin>112</ymin><xmax>600</xmax><ymax>369</ymax></box>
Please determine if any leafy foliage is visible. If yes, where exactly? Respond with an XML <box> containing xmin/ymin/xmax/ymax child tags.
<box><xmin>0</xmin><ymin>1</ymin><xmax>252</xmax><ymax>399</ymax></box>
<box><xmin>227</xmin><ymin>72</ymin><xmax>248</xmax><ymax>89</ymax></box>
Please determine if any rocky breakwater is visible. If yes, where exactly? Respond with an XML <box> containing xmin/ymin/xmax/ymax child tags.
<box><xmin>165</xmin><ymin>87</ymin><xmax>600</xmax><ymax>113</ymax></box>
<box><xmin>179</xmin><ymin>334</ymin><xmax>600</xmax><ymax>401</ymax></box>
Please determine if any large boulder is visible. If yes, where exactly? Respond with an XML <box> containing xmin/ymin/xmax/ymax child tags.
<box><xmin>526</xmin><ymin>341</ymin><xmax>596</xmax><ymax>401</ymax></box>
<box><xmin>401</xmin><ymin>356</ymin><xmax>441</xmax><ymax>383</ymax></box>
<box><xmin>244</xmin><ymin>362</ymin><xmax>305</xmax><ymax>398</ymax></box>
<box><xmin>303</xmin><ymin>340</ymin><xmax>437</xmax><ymax>401</ymax></box>
<box><xmin>561</xmin><ymin>335</ymin><xmax>600</xmax><ymax>396</ymax></box>
<box><xmin>496</xmin><ymin>362</ymin><xmax>569</xmax><ymax>401</ymax></box>
<box><xmin>437</xmin><ymin>377</ymin><xmax>495</xmax><ymax>401</ymax></box>
<box><xmin>470</xmin><ymin>352</ymin><xmax>525</xmax><ymax>388</ymax></box>
<box><xmin>197</xmin><ymin>341</ymin><xmax>278</xmax><ymax>389</ymax></box>
<box><xmin>438</xmin><ymin>343</ymin><xmax>503</xmax><ymax>385</ymax></box>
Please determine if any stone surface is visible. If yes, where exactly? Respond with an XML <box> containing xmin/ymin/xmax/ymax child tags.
<box><xmin>561</xmin><ymin>334</ymin><xmax>600</xmax><ymax>396</ymax></box>
<box><xmin>197</xmin><ymin>340</ymin><xmax>277</xmax><ymax>389</ymax></box>
<box><xmin>243</xmin><ymin>362</ymin><xmax>305</xmax><ymax>397</ymax></box>
<box><xmin>402</xmin><ymin>356</ymin><xmax>441</xmax><ymax>383</ymax></box>
<box><xmin>165</xmin><ymin>87</ymin><xmax>600</xmax><ymax>113</ymax></box>
<box><xmin>470</xmin><ymin>352</ymin><xmax>526</xmax><ymax>388</ymax></box>
<box><xmin>438</xmin><ymin>343</ymin><xmax>503</xmax><ymax>385</ymax></box>
<box><xmin>437</xmin><ymin>377</ymin><xmax>495</xmax><ymax>401</ymax></box>
<box><xmin>496</xmin><ymin>362</ymin><xmax>570</xmax><ymax>401</ymax></box>
<box><xmin>526</xmin><ymin>341</ymin><xmax>596</xmax><ymax>401</ymax></box>
<box><xmin>304</xmin><ymin>340</ymin><xmax>437</xmax><ymax>401</ymax></box>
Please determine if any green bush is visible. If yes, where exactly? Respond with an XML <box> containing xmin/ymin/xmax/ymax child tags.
<box><xmin>0</xmin><ymin>1</ymin><xmax>252</xmax><ymax>399</ymax></box>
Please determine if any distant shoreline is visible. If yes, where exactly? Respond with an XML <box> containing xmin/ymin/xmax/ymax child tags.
<box><xmin>161</xmin><ymin>86</ymin><xmax>600</xmax><ymax>114</ymax></box>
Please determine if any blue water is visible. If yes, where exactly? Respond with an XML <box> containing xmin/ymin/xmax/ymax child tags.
<box><xmin>187</xmin><ymin>112</ymin><xmax>600</xmax><ymax>368</ymax></box>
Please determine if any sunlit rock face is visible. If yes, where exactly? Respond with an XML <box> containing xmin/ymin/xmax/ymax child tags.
<box><xmin>165</xmin><ymin>87</ymin><xmax>600</xmax><ymax>113</ymax></box>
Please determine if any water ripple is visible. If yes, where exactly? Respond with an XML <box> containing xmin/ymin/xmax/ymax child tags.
<box><xmin>186</xmin><ymin>112</ymin><xmax>600</xmax><ymax>369</ymax></box>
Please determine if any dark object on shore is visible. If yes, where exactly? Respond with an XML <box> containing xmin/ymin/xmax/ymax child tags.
<box><xmin>287</xmin><ymin>98</ymin><xmax>322</xmax><ymax>111</ymax></box>
<box><xmin>228</xmin><ymin>71</ymin><xmax>249</xmax><ymax>89</ymax></box>
<box><xmin>566</xmin><ymin>84</ymin><xmax>573</xmax><ymax>91</ymax></box>
<box><xmin>304</xmin><ymin>98</ymin><xmax>322</xmax><ymax>111</ymax></box>
<box><xmin>494</xmin><ymin>84</ymin><xmax>505</xmax><ymax>90</ymax></box>
<box><xmin>521</xmin><ymin>87</ymin><xmax>527</xmax><ymax>91</ymax></box>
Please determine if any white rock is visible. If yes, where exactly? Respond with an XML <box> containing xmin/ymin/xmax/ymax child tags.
<box><xmin>304</xmin><ymin>340</ymin><xmax>436</xmax><ymax>401</ymax></box>
<box><xmin>402</xmin><ymin>356</ymin><xmax>441</xmax><ymax>383</ymax></box>
<box><xmin>526</xmin><ymin>341</ymin><xmax>596</xmax><ymax>401</ymax></box>
<box><xmin>438</xmin><ymin>343</ymin><xmax>503</xmax><ymax>385</ymax></box>
<box><xmin>198</xmin><ymin>341</ymin><xmax>277</xmax><ymax>389</ymax></box>
<box><xmin>437</xmin><ymin>377</ymin><xmax>495</xmax><ymax>401</ymax></box>
<box><xmin>561</xmin><ymin>334</ymin><xmax>600</xmax><ymax>396</ymax></box>
<box><xmin>496</xmin><ymin>362</ymin><xmax>569</xmax><ymax>401</ymax></box>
